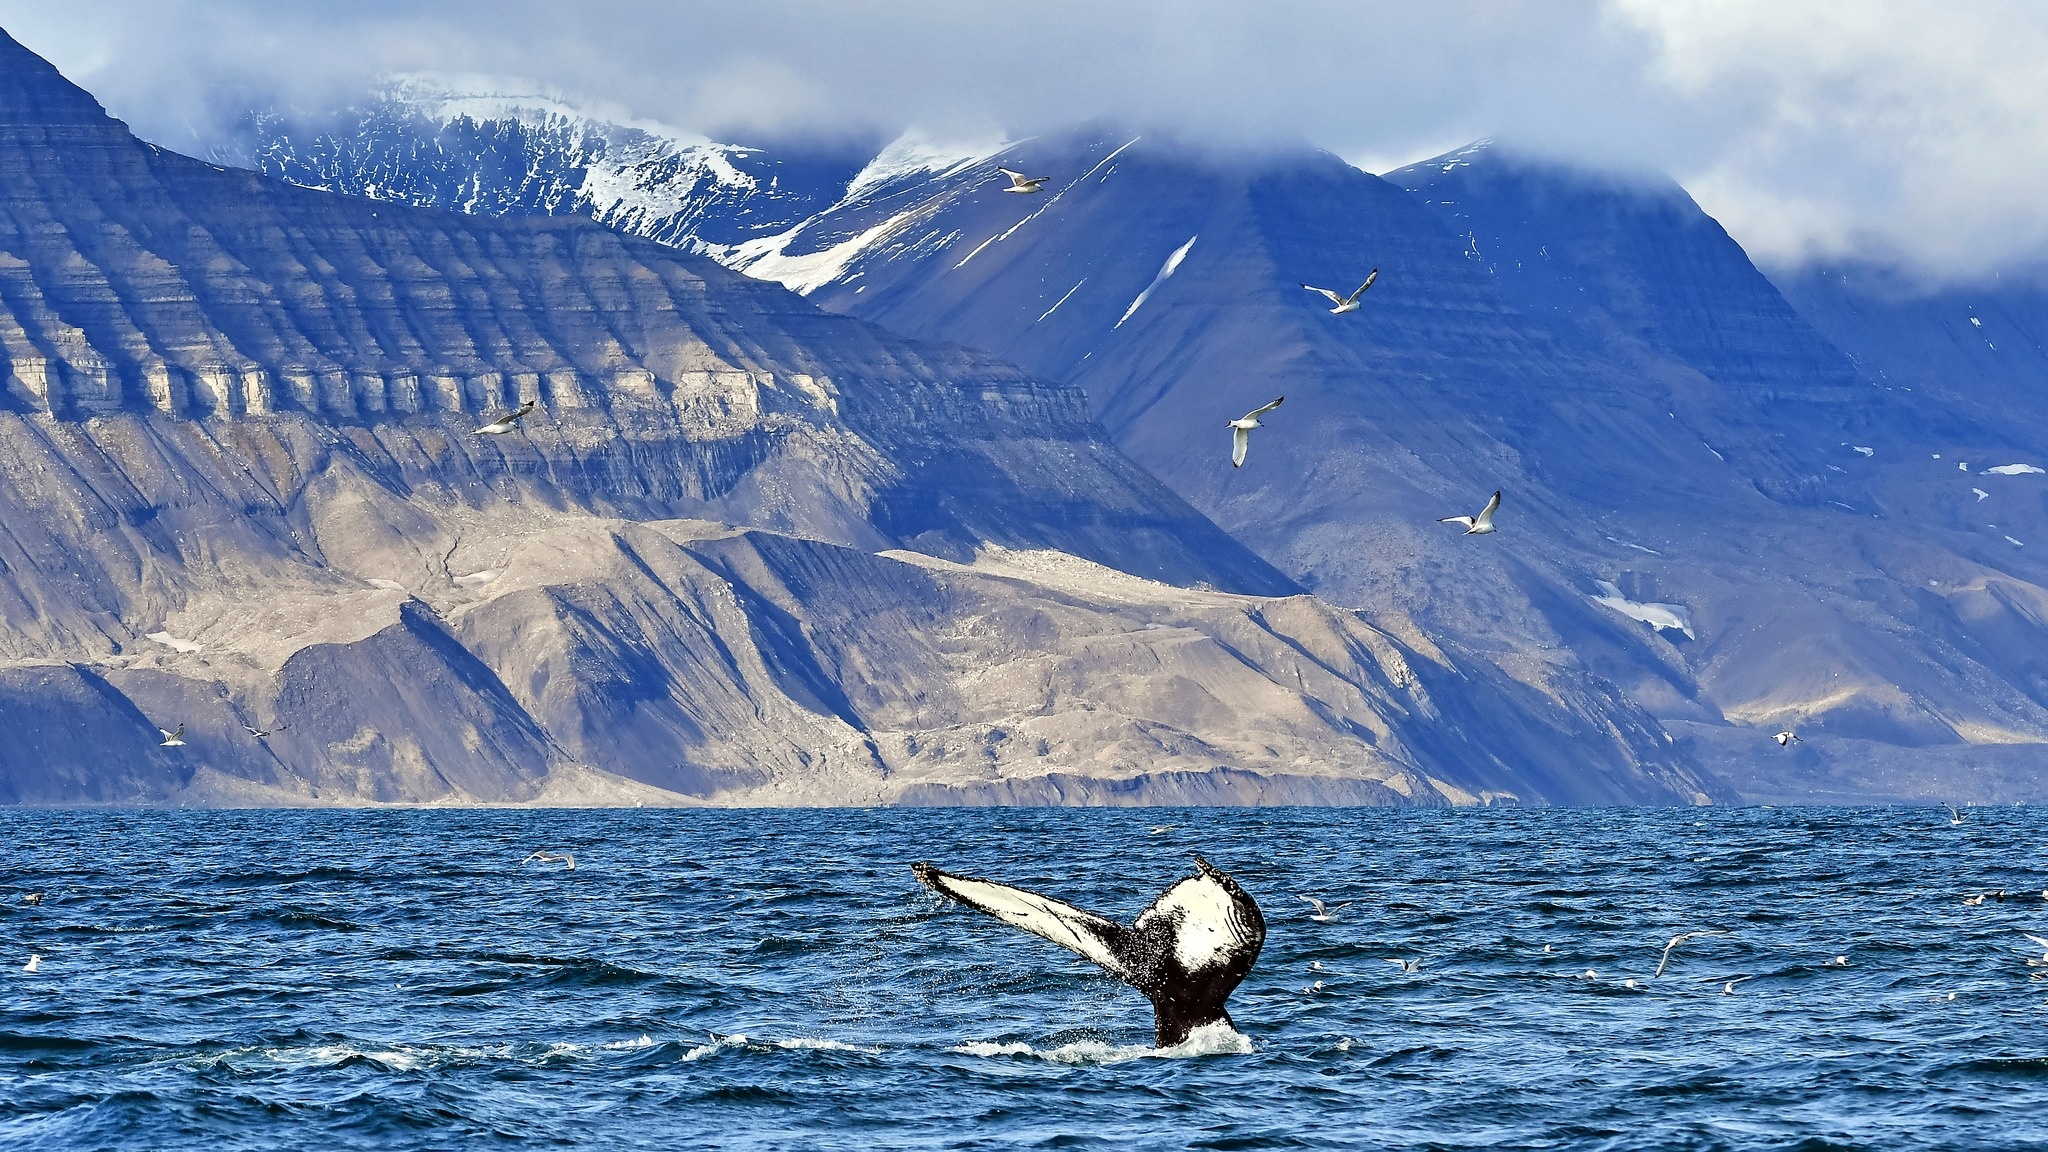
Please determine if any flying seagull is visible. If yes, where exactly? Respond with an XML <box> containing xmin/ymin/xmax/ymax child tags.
<box><xmin>523</xmin><ymin>851</ymin><xmax>576</xmax><ymax>870</ymax></box>
<box><xmin>1299</xmin><ymin>896</ymin><xmax>1350</xmax><ymax>923</ymax></box>
<box><xmin>1438</xmin><ymin>490</ymin><xmax>1502</xmax><ymax>535</ymax></box>
<box><xmin>158</xmin><ymin>724</ymin><xmax>186</xmax><ymax>748</ymax></box>
<box><xmin>473</xmin><ymin>399</ymin><xmax>537</xmax><ymax>436</ymax></box>
<box><xmin>1301</xmin><ymin>268</ymin><xmax>1379</xmax><ymax>314</ymax></box>
<box><xmin>242</xmin><ymin>723</ymin><xmax>287</xmax><ymax>739</ymax></box>
<box><xmin>1944</xmin><ymin>803</ymin><xmax>1966</xmax><ymax>825</ymax></box>
<box><xmin>1655</xmin><ymin>930</ymin><xmax>1727</xmax><ymax>978</ymax></box>
<box><xmin>2015</xmin><ymin>934</ymin><xmax>2048</xmax><ymax>963</ymax></box>
<box><xmin>1721</xmin><ymin>976</ymin><xmax>1753</xmax><ymax>994</ymax></box>
<box><xmin>1229</xmin><ymin>398</ymin><xmax>1284</xmax><ymax>468</ymax></box>
<box><xmin>997</xmin><ymin>167</ymin><xmax>1048</xmax><ymax>193</ymax></box>
<box><xmin>1774</xmin><ymin>730</ymin><xmax>1799</xmax><ymax>747</ymax></box>
<box><xmin>1385</xmin><ymin>958</ymin><xmax>1422</xmax><ymax>973</ymax></box>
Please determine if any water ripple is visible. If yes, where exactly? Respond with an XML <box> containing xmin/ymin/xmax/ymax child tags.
<box><xmin>4</xmin><ymin>807</ymin><xmax>2048</xmax><ymax>1149</ymax></box>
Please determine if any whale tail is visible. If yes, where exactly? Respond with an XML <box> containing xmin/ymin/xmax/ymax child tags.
<box><xmin>912</xmin><ymin>856</ymin><xmax>1265</xmax><ymax>1047</ymax></box>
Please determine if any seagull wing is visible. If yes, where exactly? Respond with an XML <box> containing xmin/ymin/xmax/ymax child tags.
<box><xmin>1473</xmin><ymin>490</ymin><xmax>1502</xmax><ymax>530</ymax></box>
<box><xmin>1438</xmin><ymin>516</ymin><xmax>1476</xmax><ymax>529</ymax></box>
<box><xmin>2025</xmin><ymin>934</ymin><xmax>2048</xmax><ymax>951</ymax></box>
<box><xmin>158</xmin><ymin>728</ymin><xmax>176</xmax><ymax>740</ymax></box>
<box><xmin>913</xmin><ymin>862</ymin><xmax>1131</xmax><ymax>978</ymax></box>
<box><xmin>998</xmin><ymin>167</ymin><xmax>1033</xmax><ymax>188</ymax></box>
<box><xmin>1345</xmin><ymin>268</ymin><xmax>1380</xmax><ymax>303</ymax></box>
<box><xmin>1232</xmin><ymin>425</ymin><xmax>1250</xmax><ymax>468</ymax></box>
<box><xmin>1244</xmin><ymin>397</ymin><xmax>1285</xmax><ymax>419</ymax></box>
<box><xmin>1298</xmin><ymin>896</ymin><xmax>1326</xmax><ymax>915</ymax></box>
<box><xmin>1302</xmin><ymin>284</ymin><xmax>1347</xmax><ymax>306</ymax></box>
<box><xmin>1654</xmin><ymin>937</ymin><xmax>1683</xmax><ymax>977</ymax></box>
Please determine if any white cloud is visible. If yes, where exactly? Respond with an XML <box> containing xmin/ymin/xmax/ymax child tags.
<box><xmin>2</xmin><ymin>0</ymin><xmax>2044</xmax><ymax>279</ymax></box>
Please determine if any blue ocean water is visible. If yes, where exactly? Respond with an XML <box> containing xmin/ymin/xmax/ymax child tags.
<box><xmin>4</xmin><ymin>806</ymin><xmax>2048</xmax><ymax>1151</ymax></box>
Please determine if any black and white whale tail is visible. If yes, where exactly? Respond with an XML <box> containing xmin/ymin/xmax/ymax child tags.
<box><xmin>912</xmin><ymin>855</ymin><xmax>1266</xmax><ymax>1048</ymax></box>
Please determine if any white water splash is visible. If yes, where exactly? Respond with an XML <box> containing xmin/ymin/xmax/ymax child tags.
<box><xmin>951</xmin><ymin>1021</ymin><xmax>1251</xmax><ymax>1064</ymax></box>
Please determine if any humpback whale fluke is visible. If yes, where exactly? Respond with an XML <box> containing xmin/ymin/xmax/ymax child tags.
<box><xmin>912</xmin><ymin>856</ymin><xmax>1265</xmax><ymax>1048</ymax></box>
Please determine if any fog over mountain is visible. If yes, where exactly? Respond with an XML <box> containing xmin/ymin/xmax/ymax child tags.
<box><xmin>5</xmin><ymin>1</ymin><xmax>2048</xmax><ymax>279</ymax></box>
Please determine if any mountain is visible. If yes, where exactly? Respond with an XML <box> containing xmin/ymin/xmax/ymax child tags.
<box><xmin>1772</xmin><ymin>261</ymin><xmax>2048</xmax><ymax>434</ymax></box>
<box><xmin>0</xmin><ymin>30</ymin><xmax>1720</xmax><ymax>807</ymax></box>
<box><xmin>667</xmin><ymin>128</ymin><xmax>2048</xmax><ymax>805</ymax></box>
<box><xmin>222</xmin><ymin>79</ymin><xmax>872</xmax><ymax>250</ymax></box>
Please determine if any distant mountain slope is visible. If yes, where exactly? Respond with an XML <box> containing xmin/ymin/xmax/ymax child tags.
<box><xmin>698</xmin><ymin>129</ymin><xmax>2048</xmax><ymax>804</ymax></box>
<box><xmin>1772</xmin><ymin>261</ymin><xmax>2048</xmax><ymax>435</ymax></box>
<box><xmin>0</xmin><ymin>30</ymin><xmax>1721</xmax><ymax>807</ymax></box>
<box><xmin>223</xmin><ymin>78</ymin><xmax>872</xmax><ymax>249</ymax></box>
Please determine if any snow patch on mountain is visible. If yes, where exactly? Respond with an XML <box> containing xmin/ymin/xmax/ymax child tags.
<box><xmin>1591</xmin><ymin>581</ymin><xmax>1695</xmax><ymax>640</ymax></box>
<box><xmin>842</xmin><ymin>130</ymin><xmax>1007</xmax><ymax>203</ymax></box>
<box><xmin>1115</xmin><ymin>236</ymin><xmax>1198</xmax><ymax>329</ymax></box>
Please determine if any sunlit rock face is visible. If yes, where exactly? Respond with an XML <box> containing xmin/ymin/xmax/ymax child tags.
<box><xmin>0</xmin><ymin>30</ymin><xmax>1730</xmax><ymax>808</ymax></box>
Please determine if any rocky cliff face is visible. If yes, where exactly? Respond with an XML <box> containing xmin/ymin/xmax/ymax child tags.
<box><xmin>0</xmin><ymin>31</ymin><xmax>1719</xmax><ymax>807</ymax></box>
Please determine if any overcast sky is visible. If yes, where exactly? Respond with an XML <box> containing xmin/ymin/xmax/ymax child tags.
<box><xmin>4</xmin><ymin>0</ymin><xmax>2044</xmax><ymax>280</ymax></box>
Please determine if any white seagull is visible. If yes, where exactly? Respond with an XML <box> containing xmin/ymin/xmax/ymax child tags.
<box><xmin>23</xmin><ymin>954</ymin><xmax>42</xmax><ymax>973</ymax></box>
<box><xmin>1301</xmin><ymin>268</ymin><xmax>1379</xmax><ymax>314</ymax></box>
<box><xmin>1438</xmin><ymin>490</ymin><xmax>1502</xmax><ymax>535</ymax></box>
<box><xmin>242</xmin><ymin>723</ymin><xmax>287</xmax><ymax>739</ymax></box>
<box><xmin>1823</xmin><ymin>955</ymin><xmax>1849</xmax><ymax>967</ymax></box>
<box><xmin>1385</xmin><ymin>958</ymin><xmax>1422</xmax><ymax>974</ymax></box>
<box><xmin>1774</xmin><ymin>730</ymin><xmax>1799</xmax><ymax>747</ymax></box>
<box><xmin>1721</xmin><ymin>976</ymin><xmax>1753</xmax><ymax>994</ymax></box>
<box><xmin>473</xmin><ymin>399</ymin><xmax>537</xmax><ymax>436</ymax></box>
<box><xmin>1302</xmin><ymin>979</ymin><xmax>1326</xmax><ymax>995</ymax></box>
<box><xmin>523</xmin><ymin>851</ymin><xmax>576</xmax><ymax>871</ymax></box>
<box><xmin>1655</xmin><ymin>930</ymin><xmax>1726</xmax><ymax>978</ymax></box>
<box><xmin>2022</xmin><ymin>934</ymin><xmax>2048</xmax><ymax>966</ymax></box>
<box><xmin>158</xmin><ymin>724</ymin><xmax>186</xmax><ymax>747</ymax></box>
<box><xmin>1228</xmin><ymin>397</ymin><xmax>1284</xmax><ymax>468</ymax></box>
<box><xmin>1944</xmin><ymin>803</ymin><xmax>1966</xmax><ymax>825</ymax></box>
<box><xmin>1299</xmin><ymin>896</ymin><xmax>1350</xmax><ymax>923</ymax></box>
<box><xmin>997</xmin><ymin>167</ymin><xmax>1048</xmax><ymax>194</ymax></box>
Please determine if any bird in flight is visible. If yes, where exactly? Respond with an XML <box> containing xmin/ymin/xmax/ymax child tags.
<box><xmin>2021</xmin><ymin>934</ymin><xmax>2048</xmax><ymax>966</ymax></box>
<box><xmin>1229</xmin><ymin>398</ymin><xmax>1284</xmax><ymax>468</ymax></box>
<box><xmin>523</xmin><ymin>851</ymin><xmax>576</xmax><ymax>870</ymax></box>
<box><xmin>1774</xmin><ymin>730</ymin><xmax>1799</xmax><ymax>747</ymax></box>
<box><xmin>473</xmin><ymin>399</ymin><xmax>537</xmax><ymax>436</ymax></box>
<box><xmin>1438</xmin><ymin>490</ymin><xmax>1502</xmax><ymax>535</ymax></box>
<box><xmin>1385</xmin><ymin>957</ymin><xmax>1423</xmax><ymax>974</ymax></box>
<box><xmin>158</xmin><ymin>724</ymin><xmax>186</xmax><ymax>747</ymax></box>
<box><xmin>1301</xmin><ymin>269</ymin><xmax>1378</xmax><ymax>314</ymax></box>
<box><xmin>242</xmin><ymin>724</ymin><xmax>287</xmax><ymax>739</ymax></box>
<box><xmin>1298</xmin><ymin>896</ymin><xmax>1349</xmax><ymax>923</ymax></box>
<box><xmin>997</xmin><ymin>167</ymin><xmax>1049</xmax><ymax>193</ymax></box>
<box><xmin>1721</xmin><ymin>976</ymin><xmax>1753</xmax><ymax>994</ymax></box>
<box><xmin>1655</xmin><ymin>930</ymin><xmax>1726</xmax><ymax>977</ymax></box>
<box><xmin>1944</xmin><ymin>803</ymin><xmax>1966</xmax><ymax>825</ymax></box>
